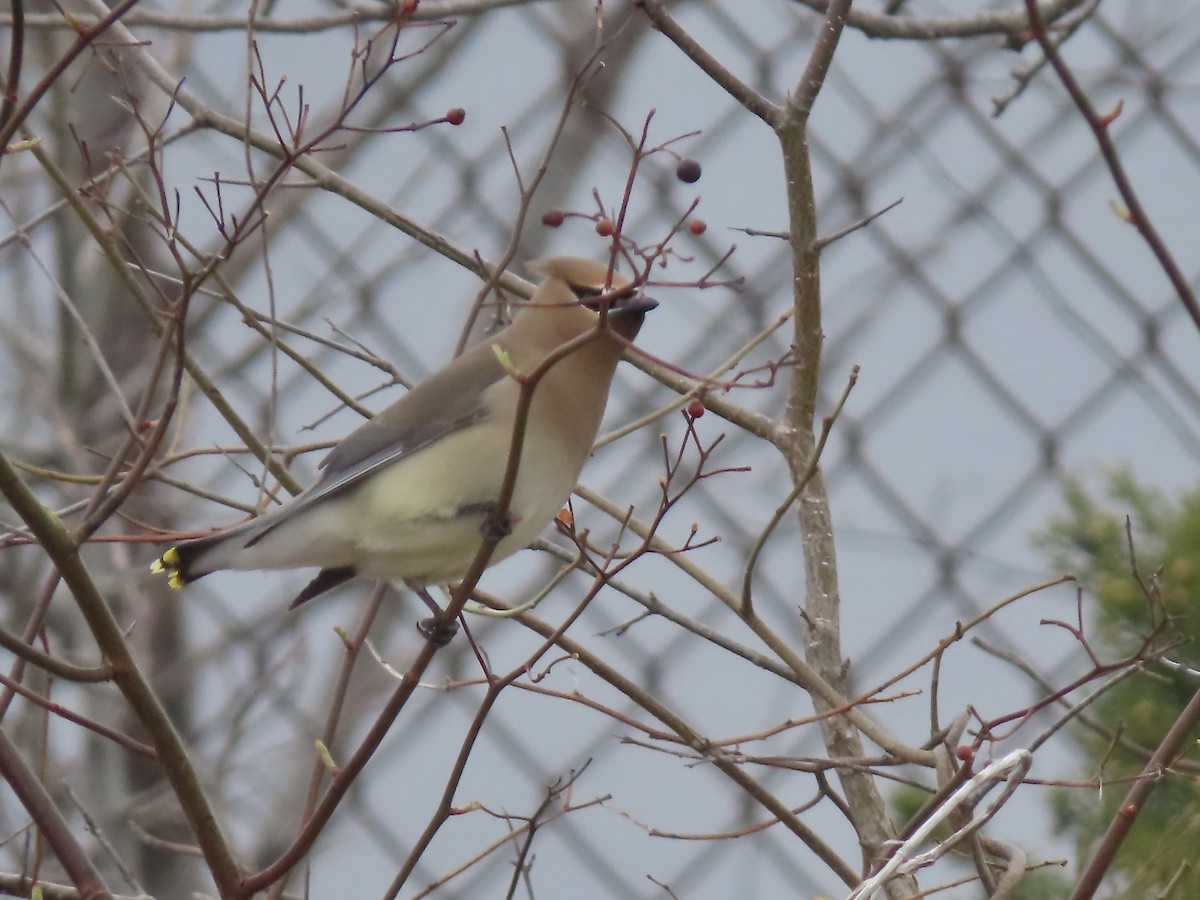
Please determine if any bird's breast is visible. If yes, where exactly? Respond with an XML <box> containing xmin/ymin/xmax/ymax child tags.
<box><xmin>349</xmin><ymin>406</ymin><xmax>587</xmax><ymax>584</ymax></box>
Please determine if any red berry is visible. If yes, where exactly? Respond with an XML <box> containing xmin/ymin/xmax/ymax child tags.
<box><xmin>542</xmin><ymin>208</ymin><xmax>565</xmax><ymax>228</ymax></box>
<box><xmin>676</xmin><ymin>158</ymin><xmax>702</xmax><ymax>183</ymax></box>
<box><xmin>446</xmin><ymin>107</ymin><xmax>466</xmax><ymax>126</ymax></box>
<box><xmin>955</xmin><ymin>745</ymin><xmax>974</xmax><ymax>762</ymax></box>
<box><xmin>400</xmin><ymin>0</ymin><xmax>419</xmax><ymax>13</ymax></box>
<box><xmin>686</xmin><ymin>400</ymin><xmax>705</xmax><ymax>419</ymax></box>
<box><xmin>688</xmin><ymin>219</ymin><xmax>707</xmax><ymax>235</ymax></box>
<box><xmin>595</xmin><ymin>218</ymin><xmax>614</xmax><ymax>237</ymax></box>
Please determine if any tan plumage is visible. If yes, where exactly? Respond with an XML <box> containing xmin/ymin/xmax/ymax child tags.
<box><xmin>151</xmin><ymin>256</ymin><xmax>655</xmax><ymax>613</ymax></box>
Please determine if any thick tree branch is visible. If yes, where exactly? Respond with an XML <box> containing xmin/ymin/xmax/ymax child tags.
<box><xmin>0</xmin><ymin>729</ymin><xmax>110</xmax><ymax>898</ymax></box>
<box><xmin>773</xmin><ymin>1</ymin><xmax>920</xmax><ymax>895</ymax></box>
<box><xmin>0</xmin><ymin>453</ymin><xmax>243</xmax><ymax>897</ymax></box>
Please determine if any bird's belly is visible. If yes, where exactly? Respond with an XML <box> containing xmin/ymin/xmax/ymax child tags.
<box><xmin>350</xmin><ymin>430</ymin><xmax>578</xmax><ymax>584</ymax></box>
<box><xmin>353</xmin><ymin>512</ymin><xmax>492</xmax><ymax>584</ymax></box>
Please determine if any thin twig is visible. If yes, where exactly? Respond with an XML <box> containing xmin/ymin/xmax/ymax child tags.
<box><xmin>64</xmin><ymin>784</ymin><xmax>146</xmax><ymax>894</ymax></box>
<box><xmin>850</xmin><ymin>750</ymin><xmax>1032</xmax><ymax>899</ymax></box>
<box><xmin>814</xmin><ymin>197</ymin><xmax>904</xmax><ymax>251</ymax></box>
<box><xmin>636</xmin><ymin>1</ymin><xmax>782</xmax><ymax>128</ymax></box>
<box><xmin>1068</xmin><ymin>685</ymin><xmax>1200</xmax><ymax>900</ymax></box>
<box><xmin>0</xmin><ymin>0</ymin><xmax>25</xmax><ymax>136</ymax></box>
<box><xmin>1024</xmin><ymin>0</ymin><xmax>1200</xmax><ymax>334</ymax></box>
<box><xmin>741</xmin><ymin>365</ymin><xmax>858</xmax><ymax>613</ymax></box>
<box><xmin>0</xmin><ymin>0</ymin><xmax>143</xmax><ymax>162</ymax></box>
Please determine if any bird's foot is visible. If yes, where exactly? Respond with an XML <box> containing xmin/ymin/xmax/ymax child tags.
<box><xmin>417</xmin><ymin>616</ymin><xmax>459</xmax><ymax>646</ymax></box>
<box><xmin>412</xmin><ymin>585</ymin><xmax>458</xmax><ymax>645</ymax></box>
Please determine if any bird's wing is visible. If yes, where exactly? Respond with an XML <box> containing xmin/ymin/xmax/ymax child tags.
<box><xmin>244</xmin><ymin>345</ymin><xmax>507</xmax><ymax>548</ymax></box>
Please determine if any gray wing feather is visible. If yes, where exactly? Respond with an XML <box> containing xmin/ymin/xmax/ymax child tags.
<box><xmin>244</xmin><ymin>344</ymin><xmax>505</xmax><ymax>548</ymax></box>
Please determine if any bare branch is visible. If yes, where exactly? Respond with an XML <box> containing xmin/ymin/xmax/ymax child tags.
<box><xmin>1023</xmin><ymin>0</ymin><xmax>1200</xmax><ymax>335</ymax></box>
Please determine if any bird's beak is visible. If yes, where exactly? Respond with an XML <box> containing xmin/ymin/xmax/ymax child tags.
<box><xmin>604</xmin><ymin>293</ymin><xmax>657</xmax><ymax>341</ymax></box>
<box><xmin>620</xmin><ymin>295</ymin><xmax>658</xmax><ymax>314</ymax></box>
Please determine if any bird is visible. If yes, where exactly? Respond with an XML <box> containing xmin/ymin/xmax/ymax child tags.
<box><xmin>151</xmin><ymin>256</ymin><xmax>656</xmax><ymax>641</ymax></box>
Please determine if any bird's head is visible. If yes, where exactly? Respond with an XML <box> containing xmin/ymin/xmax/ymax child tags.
<box><xmin>526</xmin><ymin>256</ymin><xmax>657</xmax><ymax>341</ymax></box>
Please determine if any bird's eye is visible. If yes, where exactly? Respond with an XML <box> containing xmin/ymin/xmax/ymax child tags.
<box><xmin>569</xmin><ymin>284</ymin><xmax>607</xmax><ymax>309</ymax></box>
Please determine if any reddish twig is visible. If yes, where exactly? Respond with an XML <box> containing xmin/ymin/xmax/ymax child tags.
<box><xmin>0</xmin><ymin>0</ymin><xmax>24</xmax><ymax>136</ymax></box>
<box><xmin>1068</xmin><ymin>684</ymin><xmax>1200</xmax><ymax>900</ymax></box>
<box><xmin>1024</xmin><ymin>0</ymin><xmax>1200</xmax><ymax>334</ymax></box>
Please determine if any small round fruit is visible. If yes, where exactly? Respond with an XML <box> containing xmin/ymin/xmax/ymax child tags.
<box><xmin>688</xmin><ymin>219</ymin><xmax>707</xmax><ymax>235</ymax></box>
<box><xmin>542</xmin><ymin>208</ymin><xmax>565</xmax><ymax>227</ymax></box>
<box><xmin>446</xmin><ymin>107</ymin><xmax>466</xmax><ymax>126</ymax></box>
<box><xmin>675</xmin><ymin>158</ymin><xmax>702</xmax><ymax>183</ymax></box>
<box><xmin>595</xmin><ymin>218</ymin><xmax>614</xmax><ymax>237</ymax></box>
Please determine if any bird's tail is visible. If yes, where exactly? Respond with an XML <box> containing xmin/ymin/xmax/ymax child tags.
<box><xmin>152</xmin><ymin>522</ymin><xmax>358</xmax><ymax>607</ymax></box>
<box><xmin>150</xmin><ymin>520</ymin><xmax>261</xmax><ymax>589</ymax></box>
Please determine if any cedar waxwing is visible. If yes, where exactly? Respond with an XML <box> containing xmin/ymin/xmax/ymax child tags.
<box><xmin>151</xmin><ymin>256</ymin><xmax>656</xmax><ymax>638</ymax></box>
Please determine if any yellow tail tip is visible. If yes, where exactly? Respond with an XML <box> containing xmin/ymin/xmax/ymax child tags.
<box><xmin>151</xmin><ymin>548</ymin><xmax>186</xmax><ymax>589</ymax></box>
